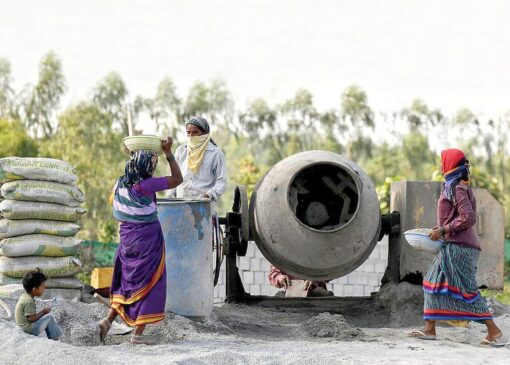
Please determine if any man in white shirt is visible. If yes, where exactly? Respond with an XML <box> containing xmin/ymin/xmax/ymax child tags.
<box><xmin>168</xmin><ymin>116</ymin><xmax>227</xmax><ymax>212</ymax></box>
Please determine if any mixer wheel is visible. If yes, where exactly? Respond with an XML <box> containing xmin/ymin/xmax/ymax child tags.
<box><xmin>233</xmin><ymin>185</ymin><xmax>250</xmax><ymax>256</ymax></box>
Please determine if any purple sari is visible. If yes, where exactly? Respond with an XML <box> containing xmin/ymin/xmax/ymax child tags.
<box><xmin>110</xmin><ymin>177</ymin><xmax>169</xmax><ymax>326</ymax></box>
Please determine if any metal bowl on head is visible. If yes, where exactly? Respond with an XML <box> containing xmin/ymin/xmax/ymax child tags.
<box><xmin>123</xmin><ymin>135</ymin><xmax>164</xmax><ymax>154</ymax></box>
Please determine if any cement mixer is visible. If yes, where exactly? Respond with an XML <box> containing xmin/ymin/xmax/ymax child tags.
<box><xmin>219</xmin><ymin>150</ymin><xmax>400</xmax><ymax>303</ymax></box>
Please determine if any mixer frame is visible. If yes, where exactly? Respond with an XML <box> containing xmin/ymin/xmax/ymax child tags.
<box><xmin>218</xmin><ymin>185</ymin><xmax>401</xmax><ymax>304</ymax></box>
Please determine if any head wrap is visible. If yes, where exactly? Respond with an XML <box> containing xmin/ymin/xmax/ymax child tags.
<box><xmin>186</xmin><ymin>116</ymin><xmax>210</xmax><ymax>134</ymax></box>
<box><xmin>441</xmin><ymin>148</ymin><xmax>469</xmax><ymax>201</ymax></box>
<box><xmin>441</xmin><ymin>148</ymin><xmax>465</xmax><ymax>174</ymax></box>
<box><xmin>118</xmin><ymin>150</ymin><xmax>158</xmax><ymax>188</ymax></box>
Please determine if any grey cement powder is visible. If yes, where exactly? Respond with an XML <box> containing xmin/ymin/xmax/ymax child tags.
<box><xmin>301</xmin><ymin>313</ymin><xmax>364</xmax><ymax>340</ymax></box>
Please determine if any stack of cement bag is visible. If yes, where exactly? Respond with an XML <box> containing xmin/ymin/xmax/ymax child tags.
<box><xmin>0</xmin><ymin>157</ymin><xmax>86</xmax><ymax>299</ymax></box>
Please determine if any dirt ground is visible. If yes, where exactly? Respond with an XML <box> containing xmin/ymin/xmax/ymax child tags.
<box><xmin>1</xmin><ymin>283</ymin><xmax>509</xmax><ymax>365</ymax></box>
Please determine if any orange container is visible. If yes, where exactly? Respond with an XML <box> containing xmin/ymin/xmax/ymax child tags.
<box><xmin>91</xmin><ymin>267</ymin><xmax>114</xmax><ymax>289</ymax></box>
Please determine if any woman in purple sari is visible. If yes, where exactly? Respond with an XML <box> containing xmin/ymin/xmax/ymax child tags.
<box><xmin>97</xmin><ymin>137</ymin><xmax>182</xmax><ymax>345</ymax></box>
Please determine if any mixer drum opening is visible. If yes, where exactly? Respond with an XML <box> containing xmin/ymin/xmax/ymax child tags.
<box><xmin>288</xmin><ymin>163</ymin><xmax>360</xmax><ymax>231</ymax></box>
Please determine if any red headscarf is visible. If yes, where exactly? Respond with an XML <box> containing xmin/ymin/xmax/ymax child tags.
<box><xmin>441</xmin><ymin>148</ymin><xmax>465</xmax><ymax>175</ymax></box>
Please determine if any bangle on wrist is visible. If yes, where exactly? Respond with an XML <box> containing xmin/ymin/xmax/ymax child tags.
<box><xmin>440</xmin><ymin>226</ymin><xmax>446</xmax><ymax>238</ymax></box>
<box><xmin>166</xmin><ymin>154</ymin><xmax>175</xmax><ymax>162</ymax></box>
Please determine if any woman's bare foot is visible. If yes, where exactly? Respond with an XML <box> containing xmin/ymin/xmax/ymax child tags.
<box><xmin>97</xmin><ymin>318</ymin><xmax>112</xmax><ymax>344</ymax></box>
<box><xmin>130</xmin><ymin>335</ymin><xmax>156</xmax><ymax>345</ymax></box>
<box><xmin>408</xmin><ymin>330</ymin><xmax>437</xmax><ymax>340</ymax></box>
<box><xmin>484</xmin><ymin>320</ymin><xmax>503</xmax><ymax>343</ymax></box>
<box><xmin>484</xmin><ymin>330</ymin><xmax>503</xmax><ymax>343</ymax></box>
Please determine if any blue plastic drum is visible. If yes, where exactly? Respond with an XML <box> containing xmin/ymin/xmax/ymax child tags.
<box><xmin>157</xmin><ymin>199</ymin><xmax>213</xmax><ymax>320</ymax></box>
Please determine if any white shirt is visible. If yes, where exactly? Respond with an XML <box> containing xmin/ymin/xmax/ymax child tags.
<box><xmin>169</xmin><ymin>141</ymin><xmax>227</xmax><ymax>210</ymax></box>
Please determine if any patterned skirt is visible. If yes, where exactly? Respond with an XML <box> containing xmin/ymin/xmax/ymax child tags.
<box><xmin>423</xmin><ymin>243</ymin><xmax>492</xmax><ymax>322</ymax></box>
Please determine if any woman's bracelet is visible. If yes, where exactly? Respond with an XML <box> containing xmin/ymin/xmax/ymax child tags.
<box><xmin>166</xmin><ymin>154</ymin><xmax>175</xmax><ymax>163</ymax></box>
<box><xmin>440</xmin><ymin>226</ymin><xmax>446</xmax><ymax>238</ymax></box>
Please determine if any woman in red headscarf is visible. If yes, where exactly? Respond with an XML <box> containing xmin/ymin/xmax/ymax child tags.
<box><xmin>409</xmin><ymin>148</ymin><xmax>504</xmax><ymax>346</ymax></box>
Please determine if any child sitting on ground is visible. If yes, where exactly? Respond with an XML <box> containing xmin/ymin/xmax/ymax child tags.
<box><xmin>15</xmin><ymin>269</ymin><xmax>62</xmax><ymax>340</ymax></box>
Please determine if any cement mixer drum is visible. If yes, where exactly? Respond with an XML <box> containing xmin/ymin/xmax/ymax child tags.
<box><xmin>250</xmin><ymin>150</ymin><xmax>381</xmax><ymax>281</ymax></box>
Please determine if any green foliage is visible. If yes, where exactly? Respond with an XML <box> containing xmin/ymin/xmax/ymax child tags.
<box><xmin>453</xmin><ymin>107</ymin><xmax>478</xmax><ymax>126</ymax></box>
<box><xmin>0</xmin><ymin>57</ymin><xmax>15</xmax><ymax>118</ymax></box>
<box><xmin>341</xmin><ymin>84</ymin><xmax>374</xmax><ymax>129</ymax></box>
<box><xmin>41</xmin><ymin>103</ymin><xmax>125</xmax><ymax>239</ymax></box>
<box><xmin>97</xmin><ymin>220</ymin><xmax>119</xmax><ymax>243</ymax></box>
<box><xmin>4</xmin><ymin>51</ymin><xmax>510</xmax><ymax>245</ymax></box>
<box><xmin>470</xmin><ymin>165</ymin><xmax>503</xmax><ymax>203</ymax></box>
<box><xmin>375</xmin><ymin>176</ymin><xmax>404</xmax><ymax>214</ymax></box>
<box><xmin>481</xmin><ymin>279</ymin><xmax>510</xmax><ymax>305</ymax></box>
<box><xmin>232</xmin><ymin>157</ymin><xmax>263</xmax><ymax>197</ymax></box>
<box><xmin>93</xmin><ymin>71</ymin><xmax>129</xmax><ymax>135</ymax></box>
<box><xmin>77</xmin><ymin>271</ymin><xmax>91</xmax><ymax>285</ymax></box>
<box><xmin>400</xmin><ymin>132</ymin><xmax>437</xmax><ymax>179</ymax></box>
<box><xmin>135</xmin><ymin>77</ymin><xmax>181</xmax><ymax>135</ymax></box>
<box><xmin>23</xmin><ymin>52</ymin><xmax>66</xmax><ymax>138</ymax></box>
<box><xmin>365</xmin><ymin>143</ymin><xmax>402</xmax><ymax>184</ymax></box>
<box><xmin>184</xmin><ymin>79</ymin><xmax>234</xmax><ymax>132</ymax></box>
<box><xmin>238</xmin><ymin>98</ymin><xmax>277</xmax><ymax>141</ymax></box>
<box><xmin>0</xmin><ymin>118</ymin><xmax>39</xmax><ymax>156</ymax></box>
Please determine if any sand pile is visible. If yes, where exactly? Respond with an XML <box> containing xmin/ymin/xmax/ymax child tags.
<box><xmin>301</xmin><ymin>312</ymin><xmax>364</xmax><ymax>340</ymax></box>
<box><xmin>375</xmin><ymin>282</ymin><xmax>424</xmax><ymax>327</ymax></box>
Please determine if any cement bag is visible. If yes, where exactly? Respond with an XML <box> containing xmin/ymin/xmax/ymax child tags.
<box><xmin>1</xmin><ymin>180</ymin><xmax>85</xmax><ymax>207</ymax></box>
<box><xmin>0</xmin><ymin>157</ymin><xmax>77</xmax><ymax>184</ymax></box>
<box><xmin>0</xmin><ymin>256</ymin><xmax>82</xmax><ymax>278</ymax></box>
<box><xmin>0</xmin><ymin>234</ymin><xmax>82</xmax><ymax>257</ymax></box>
<box><xmin>0</xmin><ymin>219</ymin><xmax>81</xmax><ymax>239</ymax></box>
<box><xmin>0</xmin><ymin>273</ymin><xmax>82</xmax><ymax>289</ymax></box>
<box><xmin>0</xmin><ymin>200</ymin><xmax>86</xmax><ymax>222</ymax></box>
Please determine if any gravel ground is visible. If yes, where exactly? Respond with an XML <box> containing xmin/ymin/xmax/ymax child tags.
<box><xmin>1</xmin><ymin>283</ymin><xmax>510</xmax><ymax>365</ymax></box>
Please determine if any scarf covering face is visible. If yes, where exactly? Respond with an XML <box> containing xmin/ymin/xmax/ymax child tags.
<box><xmin>118</xmin><ymin>150</ymin><xmax>158</xmax><ymax>188</ymax></box>
<box><xmin>187</xmin><ymin>134</ymin><xmax>211</xmax><ymax>172</ymax></box>
<box><xmin>441</xmin><ymin>148</ymin><xmax>469</xmax><ymax>202</ymax></box>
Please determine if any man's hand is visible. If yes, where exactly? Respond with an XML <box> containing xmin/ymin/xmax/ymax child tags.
<box><xmin>303</xmin><ymin>280</ymin><xmax>314</xmax><ymax>292</ymax></box>
<box><xmin>277</xmin><ymin>275</ymin><xmax>290</xmax><ymax>289</ymax></box>
<box><xmin>428</xmin><ymin>228</ymin><xmax>442</xmax><ymax>241</ymax></box>
<box><xmin>42</xmin><ymin>307</ymin><xmax>51</xmax><ymax>315</ymax></box>
<box><xmin>162</xmin><ymin>137</ymin><xmax>174</xmax><ymax>156</ymax></box>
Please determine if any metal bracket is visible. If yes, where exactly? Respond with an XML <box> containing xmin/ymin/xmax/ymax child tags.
<box><xmin>380</xmin><ymin>211</ymin><xmax>401</xmax><ymax>284</ymax></box>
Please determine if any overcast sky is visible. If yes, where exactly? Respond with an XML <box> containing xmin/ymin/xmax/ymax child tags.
<box><xmin>1</xmin><ymin>0</ymin><xmax>510</xmax><ymax>130</ymax></box>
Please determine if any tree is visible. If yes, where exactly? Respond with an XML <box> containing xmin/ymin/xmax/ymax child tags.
<box><xmin>401</xmin><ymin>99</ymin><xmax>444</xmax><ymax>136</ymax></box>
<box><xmin>451</xmin><ymin>107</ymin><xmax>480</xmax><ymax>151</ymax></box>
<box><xmin>137</xmin><ymin>77</ymin><xmax>181</xmax><ymax>134</ymax></box>
<box><xmin>341</xmin><ymin>85</ymin><xmax>375</xmax><ymax>161</ymax></box>
<box><xmin>341</xmin><ymin>85</ymin><xmax>374</xmax><ymax>129</ymax></box>
<box><xmin>42</xmin><ymin>103</ymin><xmax>125</xmax><ymax>239</ymax></box>
<box><xmin>318</xmin><ymin>110</ymin><xmax>343</xmax><ymax>154</ymax></box>
<box><xmin>23</xmin><ymin>52</ymin><xmax>66</xmax><ymax>138</ymax></box>
<box><xmin>364</xmin><ymin>143</ymin><xmax>401</xmax><ymax>185</ymax></box>
<box><xmin>399</xmin><ymin>132</ymin><xmax>436</xmax><ymax>180</ymax></box>
<box><xmin>231</xmin><ymin>156</ymin><xmax>263</xmax><ymax>196</ymax></box>
<box><xmin>93</xmin><ymin>72</ymin><xmax>130</xmax><ymax>135</ymax></box>
<box><xmin>183</xmin><ymin>79</ymin><xmax>236</xmax><ymax>136</ymax></box>
<box><xmin>279</xmin><ymin>89</ymin><xmax>320</xmax><ymax>154</ymax></box>
<box><xmin>239</xmin><ymin>98</ymin><xmax>277</xmax><ymax>140</ymax></box>
<box><xmin>0</xmin><ymin>118</ymin><xmax>39</xmax><ymax>157</ymax></box>
<box><xmin>0</xmin><ymin>57</ymin><xmax>15</xmax><ymax>118</ymax></box>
